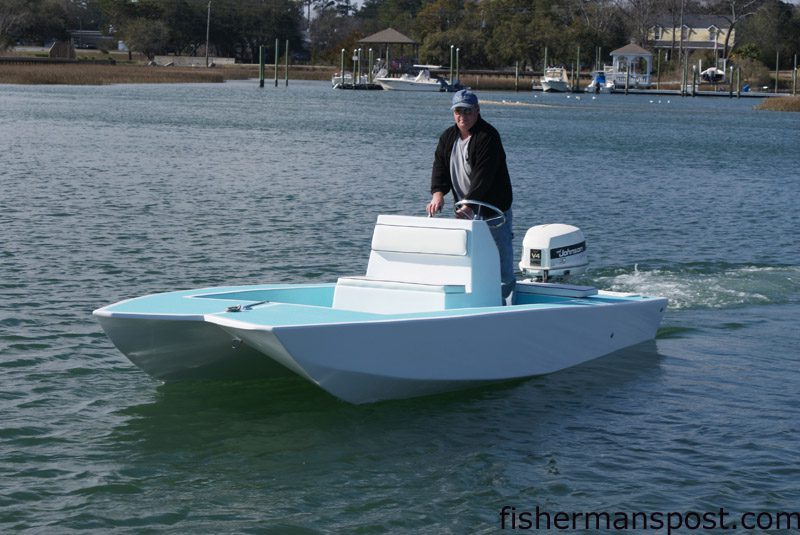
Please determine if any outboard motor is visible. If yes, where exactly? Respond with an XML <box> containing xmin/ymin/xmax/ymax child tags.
<box><xmin>519</xmin><ymin>224</ymin><xmax>588</xmax><ymax>282</ymax></box>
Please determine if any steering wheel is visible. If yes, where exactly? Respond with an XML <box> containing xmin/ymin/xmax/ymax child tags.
<box><xmin>454</xmin><ymin>199</ymin><xmax>506</xmax><ymax>227</ymax></box>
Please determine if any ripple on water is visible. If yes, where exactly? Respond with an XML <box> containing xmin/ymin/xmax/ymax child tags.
<box><xmin>0</xmin><ymin>83</ymin><xmax>798</xmax><ymax>532</ymax></box>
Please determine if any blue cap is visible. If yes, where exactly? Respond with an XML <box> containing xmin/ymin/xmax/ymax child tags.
<box><xmin>450</xmin><ymin>89</ymin><xmax>478</xmax><ymax>110</ymax></box>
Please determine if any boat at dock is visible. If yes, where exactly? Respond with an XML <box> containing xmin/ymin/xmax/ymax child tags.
<box><xmin>375</xmin><ymin>65</ymin><xmax>449</xmax><ymax>91</ymax></box>
<box><xmin>700</xmin><ymin>67</ymin><xmax>726</xmax><ymax>83</ymax></box>
<box><xmin>331</xmin><ymin>71</ymin><xmax>382</xmax><ymax>90</ymax></box>
<box><xmin>585</xmin><ymin>71</ymin><xmax>612</xmax><ymax>93</ymax></box>
<box><xmin>540</xmin><ymin>67</ymin><xmax>571</xmax><ymax>92</ymax></box>
<box><xmin>94</xmin><ymin>203</ymin><xmax>667</xmax><ymax>404</ymax></box>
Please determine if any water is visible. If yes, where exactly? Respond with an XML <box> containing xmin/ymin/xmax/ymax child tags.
<box><xmin>1</xmin><ymin>80</ymin><xmax>799</xmax><ymax>533</ymax></box>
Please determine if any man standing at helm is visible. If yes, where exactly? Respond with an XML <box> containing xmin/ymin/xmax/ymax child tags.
<box><xmin>426</xmin><ymin>89</ymin><xmax>515</xmax><ymax>301</ymax></box>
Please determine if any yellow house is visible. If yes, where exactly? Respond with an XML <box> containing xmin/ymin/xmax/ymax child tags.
<box><xmin>648</xmin><ymin>15</ymin><xmax>735</xmax><ymax>60</ymax></box>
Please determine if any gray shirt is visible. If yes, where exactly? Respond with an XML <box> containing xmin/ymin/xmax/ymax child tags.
<box><xmin>449</xmin><ymin>136</ymin><xmax>472</xmax><ymax>201</ymax></box>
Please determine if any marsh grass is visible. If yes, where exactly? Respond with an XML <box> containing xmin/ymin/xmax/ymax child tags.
<box><xmin>756</xmin><ymin>95</ymin><xmax>800</xmax><ymax>112</ymax></box>
<box><xmin>0</xmin><ymin>63</ymin><xmax>335</xmax><ymax>85</ymax></box>
<box><xmin>0</xmin><ymin>63</ymin><xmax>249</xmax><ymax>84</ymax></box>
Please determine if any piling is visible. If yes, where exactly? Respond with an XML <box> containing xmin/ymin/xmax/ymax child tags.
<box><xmin>339</xmin><ymin>48</ymin><xmax>345</xmax><ymax>86</ymax></box>
<box><xmin>729</xmin><ymin>65</ymin><xmax>734</xmax><ymax>98</ymax></box>
<box><xmin>691</xmin><ymin>65</ymin><xmax>697</xmax><ymax>96</ymax></box>
<box><xmin>357</xmin><ymin>48</ymin><xmax>362</xmax><ymax>86</ymax></box>
<box><xmin>774</xmin><ymin>51</ymin><xmax>780</xmax><ymax>94</ymax></box>
<box><xmin>575</xmin><ymin>45</ymin><xmax>580</xmax><ymax>92</ymax></box>
<box><xmin>515</xmin><ymin>61</ymin><xmax>519</xmax><ymax>92</ymax></box>
<box><xmin>274</xmin><ymin>38</ymin><xmax>278</xmax><ymax>87</ymax></box>
<box><xmin>625</xmin><ymin>69</ymin><xmax>629</xmax><ymax>95</ymax></box>
<box><xmin>656</xmin><ymin>50</ymin><xmax>661</xmax><ymax>90</ymax></box>
<box><xmin>259</xmin><ymin>45</ymin><xmax>265</xmax><ymax>88</ymax></box>
<box><xmin>571</xmin><ymin>64</ymin><xmax>575</xmax><ymax>91</ymax></box>
<box><xmin>736</xmin><ymin>66</ymin><xmax>741</xmax><ymax>98</ymax></box>
<box><xmin>205</xmin><ymin>1</ymin><xmax>211</xmax><ymax>68</ymax></box>
<box><xmin>368</xmin><ymin>48</ymin><xmax>373</xmax><ymax>84</ymax></box>
<box><xmin>284</xmin><ymin>40</ymin><xmax>289</xmax><ymax>87</ymax></box>
<box><xmin>449</xmin><ymin>45</ymin><xmax>454</xmax><ymax>85</ymax></box>
<box><xmin>793</xmin><ymin>54</ymin><xmax>797</xmax><ymax>95</ymax></box>
<box><xmin>455</xmin><ymin>48</ymin><xmax>460</xmax><ymax>86</ymax></box>
<box><xmin>542</xmin><ymin>46</ymin><xmax>548</xmax><ymax>89</ymax></box>
<box><xmin>682</xmin><ymin>53</ymin><xmax>689</xmax><ymax>97</ymax></box>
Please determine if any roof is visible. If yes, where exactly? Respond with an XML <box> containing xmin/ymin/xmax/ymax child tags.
<box><xmin>651</xmin><ymin>40</ymin><xmax>727</xmax><ymax>50</ymax></box>
<box><xmin>358</xmin><ymin>28</ymin><xmax>417</xmax><ymax>45</ymax></box>
<box><xmin>653</xmin><ymin>15</ymin><xmax>730</xmax><ymax>29</ymax></box>
<box><xmin>610</xmin><ymin>43</ymin><xmax>653</xmax><ymax>57</ymax></box>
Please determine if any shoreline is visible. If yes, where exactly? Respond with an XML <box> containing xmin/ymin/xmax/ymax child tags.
<box><xmin>1</xmin><ymin>62</ymin><xmax>798</xmax><ymax>108</ymax></box>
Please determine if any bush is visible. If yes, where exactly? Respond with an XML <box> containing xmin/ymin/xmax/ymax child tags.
<box><xmin>731</xmin><ymin>56</ymin><xmax>772</xmax><ymax>87</ymax></box>
<box><xmin>756</xmin><ymin>96</ymin><xmax>800</xmax><ymax>112</ymax></box>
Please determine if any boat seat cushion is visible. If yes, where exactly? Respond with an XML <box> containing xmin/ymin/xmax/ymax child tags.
<box><xmin>371</xmin><ymin>225</ymin><xmax>467</xmax><ymax>256</ymax></box>
<box><xmin>336</xmin><ymin>276</ymin><xmax>465</xmax><ymax>294</ymax></box>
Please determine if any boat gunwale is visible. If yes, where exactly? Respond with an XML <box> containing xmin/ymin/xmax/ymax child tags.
<box><xmin>94</xmin><ymin>282</ymin><xmax>667</xmax><ymax>328</ymax></box>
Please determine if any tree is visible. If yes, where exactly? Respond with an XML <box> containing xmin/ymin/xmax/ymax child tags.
<box><xmin>619</xmin><ymin>0</ymin><xmax>659</xmax><ymax>46</ymax></box>
<box><xmin>309</xmin><ymin>1</ymin><xmax>359</xmax><ymax>64</ymax></box>
<box><xmin>0</xmin><ymin>0</ymin><xmax>30</xmax><ymax>49</ymax></box>
<box><xmin>735</xmin><ymin>0</ymin><xmax>799</xmax><ymax>67</ymax></box>
<box><xmin>208</xmin><ymin>0</ymin><xmax>303</xmax><ymax>63</ymax></box>
<box><xmin>123</xmin><ymin>17</ymin><xmax>168</xmax><ymax>59</ymax></box>
<box><xmin>707</xmin><ymin>0</ymin><xmax>765</xmax><ymax>60</ymax></box>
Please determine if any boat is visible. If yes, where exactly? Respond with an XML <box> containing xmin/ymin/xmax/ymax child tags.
<box><xmin>540</xmin><ymin>67</ymin><xmax>571</xmax><ymax>92</ymax></box>
<box><xmin>375</xmin><ymin>65</ymin><xmax>449</xmax><ymax>91</ymax></box>
<box><xmin>700</xmin><ymin>67</ymin><xmax>725</xmax><ymax>83</ymax></box>
<box><xmin>585</xmin><ymin>71</ymin><xmax>612</xmax><ymax>93</ymax></box>
<box><xmin>94</xmin><ymin>202</ymin><xmax>667</xmax><ymax>404</ymax></box>
<box><xmin>331</xmin><ymin>71</ymin><xmax>378</xmax><ymax>89</ymax></box>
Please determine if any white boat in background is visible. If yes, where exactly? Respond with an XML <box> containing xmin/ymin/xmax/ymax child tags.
<box><xmin>375</xmin><ymin>65</ymin><xmax>448</xmax><ymax>91</ymax></box>
<box><xmin>540</xmin><ymin>67</ymin><xmax>570</xmax><ymax>92</ymax></box>
<box><xmin>331</xmin><ymin>71</ymin><xmax>371</xmax><ymax>89</ymax></box>
<box><xmin>585</xmin><ymin>71</ymin><xmax>612</xmax><ymax>93</ymax></box>
<box><xmin>701</xmin><ymin>67</ymin><xmax>726</xmax><ymax>83</ymax></box>
<box><xmin>94</xmin><ymin>202</ymin><xmax>667</xmax><ymax>404</ymax></box>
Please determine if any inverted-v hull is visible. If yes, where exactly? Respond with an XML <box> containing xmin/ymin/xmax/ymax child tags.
<box><xmin>207</xmin><ymin>295</ymin><xmax>665</xmax><ymax>403</ymax></box>
<box><xmin>95</xmin><ymin>282</ymin><xmax>666</xmax><ymax>404</ymax></box>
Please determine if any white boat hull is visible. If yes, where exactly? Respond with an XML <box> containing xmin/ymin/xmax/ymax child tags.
<box><xmin>207</xmin><ymin>296</ymin><xmax>666</xmax><ymax>403</ymax></box>
<box><xmin>541</xmin><ymin>80</ymin><xmax>570</xmax><ymax>92</ymax></box>
<box><xmin>95</xmin><ymin>314</ymin><xmax>293</xmax><ymax>380</ymax></box>
<box><xmin>375</xmin><ymin>77</ymin><xmax>444</xmax><ymax>91</ymax></box>
<box><xmin>95</xmin><ymin>280</ymin><xmax>667</xmax><ymax>404</ymax></box>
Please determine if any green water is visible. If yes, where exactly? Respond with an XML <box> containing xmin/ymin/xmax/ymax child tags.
<box><xmin>1</xmin><ymin>80</ymin><xmax>799</xmax><ymax>532</ymax></box>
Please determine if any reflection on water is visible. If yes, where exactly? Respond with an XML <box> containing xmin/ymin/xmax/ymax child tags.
<box><xmin>113</xmin><ymin>341</ymin><xmax>663</xmax><ymax>457</ymax></box>
<box><xmin>1</xmin><ymin>81</ymin><xmax>798</xmax><ymax>532</ymax></box>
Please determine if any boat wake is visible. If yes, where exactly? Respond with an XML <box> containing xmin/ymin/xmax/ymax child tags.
<box><xmin>587</xmin><ymin>263</ymin><xmax>800</xmax><ymax>310</ymax></box>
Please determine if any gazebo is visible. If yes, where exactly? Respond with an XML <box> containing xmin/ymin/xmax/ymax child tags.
<box><xmin>609</xmin><ymin>42</ymin><xmax>653</xmax><ymax>87</ymax></box>
<box><xmin>357</xmin><ymin>28</ymin><xmax>418</xmax><ymax>73</ymax></box>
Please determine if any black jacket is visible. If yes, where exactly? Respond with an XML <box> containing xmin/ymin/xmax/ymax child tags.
<box><xmin>430</xmin><ymin>116</ymin><xmax>513</xmax><ymax>213</ymax></box>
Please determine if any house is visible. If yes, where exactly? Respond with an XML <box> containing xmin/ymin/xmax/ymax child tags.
<box><xmin>648</xmin><ymin>15</ymin><xmax>735</xmax><ymax>61</ymax></box>
<box><xmin>68</xmin><ymin>30</ymin><xmax>116</xmax><ymax>50</ymax></box>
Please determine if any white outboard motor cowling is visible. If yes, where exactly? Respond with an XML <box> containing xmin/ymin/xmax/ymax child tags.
<box><xmin>519</xmin><ymin>224</ymin><xmax>588</xmax><ymax>281</ymax></box>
